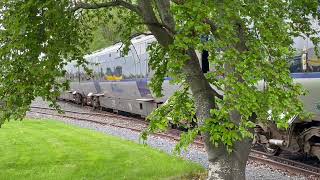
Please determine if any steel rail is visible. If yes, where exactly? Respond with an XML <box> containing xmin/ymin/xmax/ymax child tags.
<box><xmin>30</xmin><ymin>106</ymin><xmax>148</xmax><ymax>124</ymax></box>
<box><xmin>250</xmin><ymin>150</ymin><xmax>319</xmax><ymax>177</ymax></box>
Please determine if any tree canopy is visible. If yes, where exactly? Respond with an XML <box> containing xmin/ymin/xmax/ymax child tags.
<box><xmin>0</xmin><ymin>1</ymin><xmax>319</xmax><ymax>179</ymax></box>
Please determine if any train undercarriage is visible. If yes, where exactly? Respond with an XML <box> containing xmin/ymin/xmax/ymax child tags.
<box><xmin>254</xmin><ymin>119</ymin><xmax>320</xmax><ymax>160</ymax></box>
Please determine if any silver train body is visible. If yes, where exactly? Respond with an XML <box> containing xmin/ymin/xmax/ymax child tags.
<box><xmin>60</xmin><ymin>35</ymin><xmax>179</xmax><ymax>117</ymax></box>
<box><xmin>60</xmin><ymin>35</ymin><xmax>320</xmax><ymax>159</ymax></box>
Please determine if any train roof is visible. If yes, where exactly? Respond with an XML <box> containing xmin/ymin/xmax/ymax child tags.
<box><xmin>85</xmin><ymin>35</ymin><xmax>155</xmax><ymax>59</ymax></box>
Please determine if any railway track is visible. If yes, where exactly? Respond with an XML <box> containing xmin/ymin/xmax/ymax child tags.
<box><xmin>29</xmin><ymin>106</ymin><xmax>204</xmax><ymax>147</ymax></box>
<box><xmin>31</xmin><ymin>105</ymin><xmax>147</xmax><ymax>124</ymax></box>
<box><xmin>29</xmin><ymin>106</ymin><xmax>320</xmax><ymax>178</ymax></box>
<box><xmin>250</xmin><ymin>150</ymin><xmax>319</xmax><ymax>178</ymax></box>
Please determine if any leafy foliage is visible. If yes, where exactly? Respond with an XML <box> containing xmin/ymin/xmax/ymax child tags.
<box><xmin>144</xmin><ymin>86</ymin><xmax>196</xmax><ymax>131</ymax></box>
<box><xmin>147</xmin><ymin>42</ymin><xmax>169</xmax><ymax>97</ymax></box>
<box><xmin>0</xmin><ymin>0</ymin><xmax>90</xmax><ymax>125</ymax></box>
<box><xmin>0</xmin><ymin>0</ymin><xmax>319</xmax><ymax>154</ymax></box>
<box><xmin>89</xmin><ymin>24</ymin><xmax>119</xmax><ymax>52</ymax></box>
<box><xmin>142</xmin><ymin>86</ymin><xmax>197</xmax><ymax>151</ymax></box>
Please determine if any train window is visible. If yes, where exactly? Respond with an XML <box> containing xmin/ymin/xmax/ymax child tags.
<box><xmin>106</xmin><ymin>68</ymin><xmax>113</xmax><ymax>76</ymax></box>
<box><xmin>290</xmin><ymin>48</ymin><xmax>320</xmax><ymax>73</ymax></box>
<box><xmin>309</xmin><ymin>64</ymin><xmax>320</xmax><ymax>72</ymax></box>
<box><xmin>114</xmin><ymin>66</ymin><xmax>123</xmax><ymax>77</ymax></box>
<box><xmin>289</xmin><ymin>56</ymin><xmax>304</xmax><ymax>73</ymax></box>
<box><xmin>306</xmin><ymin>48</ymin><xmax>320</xmax><ymax>72</ymax></box>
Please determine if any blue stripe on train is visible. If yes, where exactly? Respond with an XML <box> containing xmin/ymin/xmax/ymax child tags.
<box><xmin>165</xmin><ymin>74</ymin><xmax>320</xmax><ymax>79</ymax></box>
<box><xmin>136</xmin><ymin>79</ymin><xmax>151</xmax><ymax>97</ymax></box>
<box><xmin>291</xmin><ymin>72</ymin><xmax>320</xmax><ymax>79</ymax></box>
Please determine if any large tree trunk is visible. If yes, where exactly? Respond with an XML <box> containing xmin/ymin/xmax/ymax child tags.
<box><xmin>183</xmin><ymin>50</ymin><xmax>252</xmax><ymax>180</ymax></box>
<box><xmin>206</xmin><ymin>138</ymin><xmax>252</xmax><ymax>180</ymax></box>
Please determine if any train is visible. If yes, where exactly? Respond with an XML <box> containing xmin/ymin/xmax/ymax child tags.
<box><xmin>59</xmin><ymin>34</ymin><xmax>320</xmax><ymax>160</ymax></box>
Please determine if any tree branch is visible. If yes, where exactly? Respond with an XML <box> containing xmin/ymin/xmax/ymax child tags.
<box><xmin>139</xmin><ymin>22</ymin><xmax>174</xmax><ymax>37</ymax></box>
<box><xmin>72</xmin><ymin>0</ymin><xmax>140</xmax><ymax>14</ymax></box>
<box><xmin>155</xmin><ymin>0</ymin><xmax>175</xmax><ymax>33</ymax></box>
<box><xmin>171</xmin><ymin>0</ymin><xmax>185</xmax><ymax>4</ymax></box>
<box><xmin>204</xmin><ymin>18</ymin><xmax>218</xmax><ymax>33</ymax></box>
<box><xmin>138</xmin><ymin>0</ymin><xmax>174</xmax><ymax>46</ymax></box>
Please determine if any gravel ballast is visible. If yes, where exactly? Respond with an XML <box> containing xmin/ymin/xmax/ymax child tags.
<box><xmin>28</xmin><ymin>99</ymin><xmax>307</xmax><ymax>180</ymax></box>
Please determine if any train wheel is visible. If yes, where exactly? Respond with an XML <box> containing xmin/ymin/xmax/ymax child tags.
<box><xmin>263</xmin><ymin>144</ymin><xmax>282</xmax><ymax>156</ymax></box>
<box><xmin>92</xmin><ymin>96</ymin><xmax>100</xmax><ymax>109</ymax></box>
<box><xmin>170</xmin><ymin>123</ymin><xmax>177</xmax><ymax>129</ymax></box>
<box><xmin>75</xmin><ymin>94</ymin><xmax>82</xmax><ymax>105</ymax></box>
<box><xmin>86</xmin><ymin>97</ymin><xmax>93</xmax><ymax>106</ymax></box>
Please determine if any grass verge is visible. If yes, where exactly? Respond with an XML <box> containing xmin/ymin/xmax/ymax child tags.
<box><xmin>0</xmin><ymin>119</ymin><xmax>205</xmax><ymax>180</ymax></box>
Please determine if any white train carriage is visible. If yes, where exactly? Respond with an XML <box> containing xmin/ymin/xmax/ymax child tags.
<box><xmin>63</xmin><ymin>35</ymin><xmax>179</xmax><ymax>117</ymax></box>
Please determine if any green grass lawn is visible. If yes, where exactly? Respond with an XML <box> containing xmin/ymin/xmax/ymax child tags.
<box><xmin>0</xmin><ymin>119</ymin><xmax>204</xmax><ymax>180</ymax></box>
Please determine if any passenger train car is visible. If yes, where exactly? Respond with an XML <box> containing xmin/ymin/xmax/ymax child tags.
<box><xmin>60</xmin><ymin>34</ymin><xmax>320</xmax><ymax>160</ymax></box>
<box><xmin>60</xmin><ymin>35</ymin><xmax>179</xmax><ymax>117</ymax></box>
